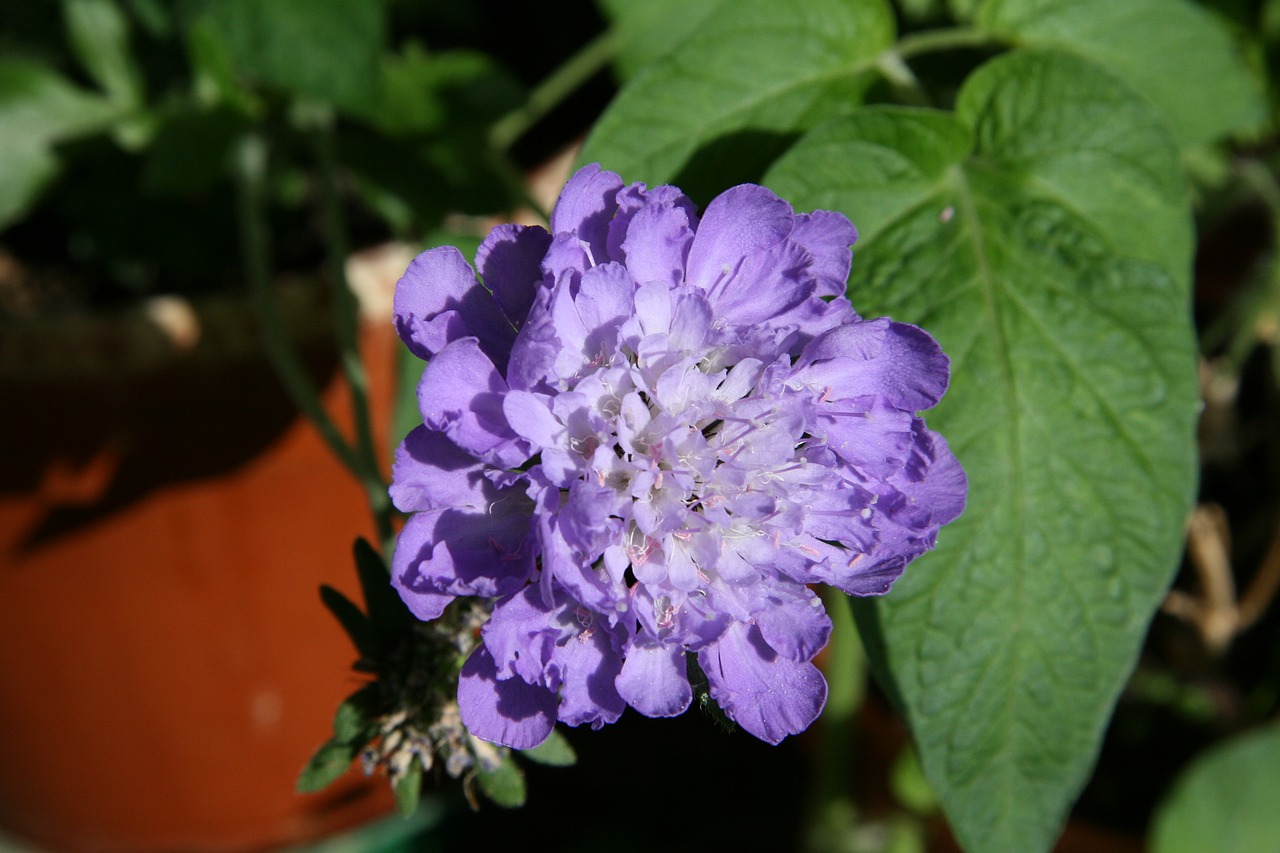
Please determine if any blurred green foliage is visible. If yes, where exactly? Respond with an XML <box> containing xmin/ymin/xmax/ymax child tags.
<box><xmin>0</xmin><ymin>0</ymin><xmax>606</xmax><ymax>305</ymax></box>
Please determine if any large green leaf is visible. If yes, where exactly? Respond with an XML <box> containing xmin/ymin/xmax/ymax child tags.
<box><xmin>767</xmin><ymin>50</ymin><xmax>1197</xmax><ymax>853</ymax></box>
<box><xmin>594</xmin><ymin>0</ymin><xmax>722</xmax><ymax>80</ymax></box>
<box><xmin>978</xmin><ymin>0</ymin><xmax>1266</xmax><ymax>146</ymax></box>
<box><xmin>1149</xmin><ymin>723</ymin><xmax>1280</xmax><ymax>853</ymax></box>
<box><xmin>578</xmin><ymin>0</ymin><xmax>895</xmax><ymax>194</ymax></box>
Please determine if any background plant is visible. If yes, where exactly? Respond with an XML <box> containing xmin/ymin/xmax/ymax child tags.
<box><xmin>3</xmin><ymin>1</ymin><xmax>1280</xmax><ymax>852</ymax></box>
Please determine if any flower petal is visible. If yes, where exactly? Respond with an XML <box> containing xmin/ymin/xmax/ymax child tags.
<box><xmin>701</xmin><ymin>239</ymin><xmax>815</xmax><ymax>328</ymax></box>
<box><xmin>550</xmin><ymin>164</ymin><xmax>624</xmax><ymax>263</ymax></box>
<box><xmin>394</xmin><ymin>246</ymin><xmax>515</xmax><ymax>366</ymax></box>
<box><xmin>750</xmin><ymin>584</ymin><xmax>832</xmax><ymax>662</ymax></box>
<box><xmin>685</xmin><ymin>184</ymin><xmax>794</xmax><ymax>292</ymax></box>
<box><xmin>552</xmin><ymin>620</ymin><xmax>626</xmax><ymax>729</ymax></box>
<box><xmin>617</xmin><ymin>641</ymin><xmax>692</xmax><ymax>718</ymax></box>
<box><xmin>503</xmin><ymin>390</ymin><xmax>565</xmax><ymax>449</ymax></box>
<box><xmin>389</xmin><ymin>425</ymin><xmax>490</xmax><ymax>513</ymax></box>
<box><xmin>698</xmin><ymin>621</ymin><xmax>828</xmax><ymax>744</ymax></box>
<box><xmin>390</xmin><ymin>504</ymin><xmax>534</xmax><ymax>619</ymax></box>
<box><xmin>607</xmin><ymin>182</ymin><xmax>700</xmax><ymax>262</ymax></box>
<box><xmin>458</xmin><ymin>646</ymin><xmax>558</xmax><ymax>749</ymax></box>
<box><xmin>898</xmin><ymin>429</ymin><xmax>968</xmax><ymax>527</ymax></box>
<box><xmin>419</xmin><ymin>338</ymin><xmax>529</xmax><ymax>467</ymax></box>
<box><xmin>475</xmin><ymin>223</ymin><xmax>552</xmax><ymax>327</ymax></box>
<box><xmin>789</xmin><ymin>210</ymin><xmax>858</xmax><ymax>298</ymax></box>
<box><xmin>620</xmin><ymin>202</ymin><xmax>695</xmax><ymax>288</ymax></box>
<box><xmin>796</xmin><ymin>318</ymin><xmax>950</xmax><ymax>412</ymax></box>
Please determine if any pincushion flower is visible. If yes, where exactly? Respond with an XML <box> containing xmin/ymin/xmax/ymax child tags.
<box><xmin>389</xmin><ymin>164</ymin><xmax>966</xmax><ymax>747</ymax></box>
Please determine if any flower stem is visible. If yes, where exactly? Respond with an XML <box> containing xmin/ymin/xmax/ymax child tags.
<box><xmin>893</xmin><ymin>26</ymin><xmax>994</xmax><ymax>61</ymax></box>
<box><xmin>805</xmin><ymin>588</ymin><xmax>868</xmax><ymax>851</ymax></box>
<box><xmin>874</xmin><ymin>27</ymin><xmax>996</xmax><ymax>109</ymax></box>
<box><xmin>489</xmin><ymin>28</ymin><xmax>619</xmax><ymax>154</ymax></box>
<box><xmin>311</xmin><ymin>116</ymin><xmax>395</xmax><ymax>549</ymax></box>
<box><xmin>236</xmin><ymin>132</ymin><xmax>391</xmax><ymax>548</ymax></box>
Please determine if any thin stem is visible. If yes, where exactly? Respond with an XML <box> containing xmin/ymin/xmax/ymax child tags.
<box><xmin>876</xmin><ymin>51</ymin><xmax>933</xmax><ymax>108</ymax></box>
<box><xmin>873</xmin><ymin>26</ymin><xmax>997</xmax><ymax>111</ymax></box>
<box><xmin>236</xmin><ymin>133</ymin><xmax>365</xmax><ymax>479</ymax></box>
<box><xmin>1237</xmin><ymin>504</ymin><xmax>1280</xmax><ymax>632</ymax></box>
<box><xmin>805</xmin><ymin>588</ymin><xmax>868</xmax><ymax>851</ymax></box>
<box><xmin>489</xmin><ymin>28</ymin><xmax>619</xmax><ymax>154</ymax></box>
<box><xmin>893</xmin><ymin>26</ymin><xmax>994</xmax><ymax>61</ymax></box>
<box><xmin>311</xmin><ymin>117</ymin><xmax>395</xmax><ymax>548</ymax></box>
<box><xmin>488</xmin><ymin>147</ymin><xmax>553</xmax><ymax>223</ymax></box>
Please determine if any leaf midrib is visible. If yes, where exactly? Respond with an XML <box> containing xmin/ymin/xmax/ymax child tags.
<box><xmin>945</xmin><ymin>161</ymin><xmax>1033</xmax><ymax>847</ymax></box>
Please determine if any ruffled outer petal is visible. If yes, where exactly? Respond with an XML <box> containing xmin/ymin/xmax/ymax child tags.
<box><xmin>607</xmin><ymin>182</ymin><xmax>700</xmax><ymax>262</ymax></box>
<box><xmin>750</xmin><ymin>583</ymin><xmax>833</xmax><ymax>662</ymax></box>
<box><xmin>899</xmin><ymin>431</ymin><xmax>968</xmax><ymax>527</ymax></box>
<box><xmin>685</xmin><ymin>184</ymin><xmax>794</xmax><ymax>291</ymax></box>
<box><xmin>475</xmin><ymin>223</ymin><xmax>552</xmax><ymax>328</ymax></box>
<box><xmin>813</xmin><ymin>397</ymin><xmax>918</xmax><ymax>480</ymax></box>
<box><xmin>702</xmin><ymin>240</ymin><xmax>815</xmax><ymax>328</ymax></box>
<box><xmin>419</xmin><ymin>338</ymin><xmax>529</xmax><ymax>468</ymax></box>
<box><xmin>390</xmin><ymin>500</ymin><xmax>534</xmax><ymax>620</ymax></box>
<box><xmin>393</xmin><ymin>246</ymin><xmax>515</xmax><ymax>367</ymax></box>
<box><xmin>789</xmin><ymin>210</ymin><xmax>858</xmax><ymax>298</ymax></box>
<box><xmin>698</xmin><ymin>621</ymin><xmax>828</xmax><ymax>745</ymax></box>
<box><xmin>795</xmin><ymin>318</ymin><xmax>950</xmax><ymax>412</ymax></box>
<box><xmin>620</xmin><ymin>202</ymin><xmax>695</xmax><ymax>288</ymax></box>
<box><xmin>552</xmin><ymin>621</ymin><xmax>627</xmax><ymax>729</ymax></box>
<box><xmin>481</xmin><ymin>584</ymin><xmax>627</xmax><ymax>729</ymax></box>
<box><xmin>388</xmin><ymin>425</ymin><xmax>490</xmax><ymax>513</ymax></box>
<box><xmin>549</xmin><ymin>163</ymin><xmax>624</xmax><ymax>263</ymax></box>
<box><xmin>458</xmin><ymin>646</ymin><xmax>558</xmax><ymax>749</ymax></box>
<box><xmin>617</xmin><ymin>641</ymin><xmax>692</xmax><ymax>717</ymax></box>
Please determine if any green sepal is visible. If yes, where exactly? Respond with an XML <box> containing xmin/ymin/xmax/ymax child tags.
<box><xmin>475</xmin><ymin>757</ymin><xmax>527</xmax><ymax>808</ymax></box>
<box><xmin>353</xmin><ymin>537</ymin><xmax>414</xmax><ymax>633</ymax></box>
<box><xmin>394</xmin><ymin>757</ymin><xmax>424</xmax><ymax>817</ymax></box>
<box><xmin>519</xmin><ymin>729</ymin><xmax>577</xmax><ymax>767</ymax></box>
<box><xmin>297</xmin><ymin>738</ymin><xmax>360</xmax><ymax>793</ymax></box>
<box><xmin>332</xmin><ymin>682</ymin><xmax>382</xmax><ymax>745</ymax></box>
<box><xmin>319</xmin><ymin>583</ymin><xmax>379</xmax><ymax>660</ymax></box>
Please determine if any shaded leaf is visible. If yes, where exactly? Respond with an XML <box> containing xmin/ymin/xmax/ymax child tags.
<box><xmin>1149</xmin><ymin>724</ymin><xmax>1280</xmax><ymax>853</ymax></box>
<box><xmin>767</xmin><ymin>49</ymin><xmax>1197</xmax><ymax>853</ymax></box>
<box><xmin>195</xmin><ymin>0</ymin><xmax>385</xmax><ymax>110</ymax></box>
<box><xmin>141</xmin><ymin>105</ymin><xmax>247</xmax><ymax>195</ymax></box>
<box><xmin>347</xmin><ymin>42</ymin><xmax>524</xmax><ymax>138</ymax></box>
<box><xmin>333</xmin><ymin>682</ymin><xmax>382</xmax><ymax>745</ymax></box>
<box><xmin>353</xmin><ymin>537</ymin><xmax>414</xmax><ymax>635</ymax></box>
<box><xmin>594</xmin><ymin>0</ymin><xmax>722</xmax><ymax>80</ymax></box>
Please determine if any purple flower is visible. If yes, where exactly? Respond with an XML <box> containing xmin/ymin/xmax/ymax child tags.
<box><xmin>390</xmin><ymin>164</ymin><xmax>966</xmax><ymax>746</ymax></box>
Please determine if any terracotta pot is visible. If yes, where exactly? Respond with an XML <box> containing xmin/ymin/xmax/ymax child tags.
<box><xmin>0</xmin><ymin>288</ymin><xmax>395</xmax><ymax>851</ymax></box>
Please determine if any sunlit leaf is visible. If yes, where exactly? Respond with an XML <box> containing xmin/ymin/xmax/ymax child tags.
<box><xmin>768</xmin><ymin>49</ymin><xmax>1197</xmax><ymax>852</ymax></box>
<box><xmin>579</xmin><ymin>0</ymin><xmax>894</xmax><ymax>195</ymax></box>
